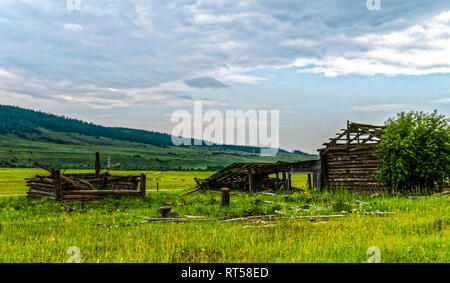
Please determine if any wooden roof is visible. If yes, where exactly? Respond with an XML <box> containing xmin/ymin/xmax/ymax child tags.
<box><xmin>319</xmin><ymin>121</ymin><xmax>385</xmax><ymax>152</ymax></box>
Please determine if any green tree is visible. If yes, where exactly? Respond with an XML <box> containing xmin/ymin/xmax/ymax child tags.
<box><xmin>377</xmin><ymin>110</ymin><xmax>450</xmax><ymax>193</ymax></box>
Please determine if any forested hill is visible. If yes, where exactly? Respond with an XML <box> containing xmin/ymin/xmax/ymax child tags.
<box><xmin>0</xmin><ymin>104</ymin><xmax>315</xmax><ymax>156</ymax></box>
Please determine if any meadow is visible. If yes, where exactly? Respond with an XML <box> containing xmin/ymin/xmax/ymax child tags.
<box><xmin>0</xmin><ymin>168</ymin><xmax>448</xmax><ymax>263</ymax></box>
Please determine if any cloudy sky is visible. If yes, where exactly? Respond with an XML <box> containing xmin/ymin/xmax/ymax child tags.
<box><xmin>1</xmin><ymin>0</ymin><xmax>450</xmax><ymax>153</ymax></box>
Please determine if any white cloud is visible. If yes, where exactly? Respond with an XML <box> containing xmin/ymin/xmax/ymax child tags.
<box><xmin>279</xmin><ymin>39</ymin><xmax>317</xmax><ymax>48</ymax></box>
<box><xmin>0</xmin><ymin>68</ymin><xmax>226</xmax><ymax>110</ymax></box>
<box><xmin>63</xmin><ymin>23</ymin><xmax>83</xmax><ymax>31</ymax></box>
<box><xmin>429</xmin><ymin>97</ymin><xmax>450</xmax><ymax>104</ymax></box>
<box><xmin>352</xmin><ymin>104</ymin><xmax>411</xmax><ymax>112</ymax></box>
<box><xmin>294</xmin><ymin>11</ymin><xmax>450</xmax><ymax>77</ymax></box>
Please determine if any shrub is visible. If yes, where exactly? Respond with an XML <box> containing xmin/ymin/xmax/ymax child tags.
<box><xmin>377</xmin><ymin>110</ymin><xmax>450</xmax><ymax>193</ymax></box>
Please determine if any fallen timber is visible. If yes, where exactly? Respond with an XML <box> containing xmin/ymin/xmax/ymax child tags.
<box><xmin>189</xmin><ymin>159</ymin><xmax>322</xmax><ymax>194</ymax></box>
<box><xmin>26</xmin><ymin>153</ymin><xmax>146</xmax><ymax>202</ymax></box>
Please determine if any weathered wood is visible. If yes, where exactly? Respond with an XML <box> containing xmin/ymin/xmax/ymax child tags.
<box><xmin>64</xmin><ymin>190</ymin><xmax>140</xmax><ymax>195</ymax></box>
<box><xmin>95</xmin><ymin>152</ymin><xmax>101</xmax><ymax>175</ymax></box>
<box><xmin>307</xmin><ymin>174</ymin><xmax>312</xmax><ymax>189</ymax></box>
<box><xmin>221</xmin><ymin>187</ymin><xmax>230</xmax><ymax>207</ymax></box>
<box><xmin>179</xmin><ymin>187</ymin><xmax>201</xmax><ymax>196</ymax></box>
<box><xmin>53</xmin><ymin>170</ymin><xmax>62</xmax><ymax>201</ymax></box>
<box><xmin>248</xmin><ymin>169</ymin><xmax>253</xmax><ymax>193</ymax></box>
<box><xmin>287</xmin><ymin>173</ymin><xmax>292</xmax><ymax>192</ymax></box>
<box><xmin>158</xmin><ymin>206</ymin><xmax>171</xmax><ymax>218</ymax></box>
<box><xmin>140</xmin><ymin>173</ymin><xmax>146</xmax><ymax>199</ymax></box>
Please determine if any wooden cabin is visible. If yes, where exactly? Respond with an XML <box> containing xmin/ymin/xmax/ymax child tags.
<box><xmin>318</xmin><ymin>121</ymin><xmax>385</xmax><ymax>191</ymax></box>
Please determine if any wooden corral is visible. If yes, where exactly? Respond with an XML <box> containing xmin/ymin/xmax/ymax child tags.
<box><xmin>26</xmin><ymin>154</ymin><xmax>146</xmax><ymax>202</ymax></box>
<box><xmin>319</xmin><ymin>121</ymin><xmax>385</xmax><ymax>191</ymax></box>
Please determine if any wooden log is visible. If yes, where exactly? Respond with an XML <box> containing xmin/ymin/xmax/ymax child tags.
<box><xmin>27</xmin><ymin>189</ymin><xmax>56</xmax><ymax>197</ymax></box>
<box><xmin>158</xmin><ymin>206</ymin><xmax>171</xmax><ymax>218</ymax></box>
<box><xmin>63</xmin><ymin>190</ymin><xmax>140</xmax><ymax>195</ymax></box>
<box><xmin>27</xmin><ymin>182</ymin><xmax>55</xmax><ymax>188</ymax></box>
<box><xmin>179</xmin><ymin>187</ymin><xmax>201</xmax><ymax>196</ymax></box>
<box><xmin>221</xmin><ymin>187</ymin><xmax>230</xmax><ymax>207</ymax></box>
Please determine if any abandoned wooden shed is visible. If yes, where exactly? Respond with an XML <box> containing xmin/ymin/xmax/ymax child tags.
<box><xmin>193</xmin><ymin>121</ymin><xmax>385</xmax><ymax>193</ymax></box>
<box><xmin>319</xmin><ymin>121</ymin><xmax>385</xmax><ymax>191</ymax></box>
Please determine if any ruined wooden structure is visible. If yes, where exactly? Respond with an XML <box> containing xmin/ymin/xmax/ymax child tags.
<box><xmin>26</xmin><ymin>153</ymin><xmax>146</xmax><ymax>202</ymax></box>
<box><xmin>195</xmin><ymin>162</ymin><xmax>296</xmax><ymax>192</ymax></box>
<box><xmin>192</xmin><ymin>121</ymin><xmax>385</xmax><ymax>193</ymax></box>
<box><xmin>194</xmin><ymin>159</ymin><xmax>323</xmax><ymax>192</ymax></box>
<box><xmin>319</xmin><ymin>121</ymin><xmax>384</xmax><ymax>191</ymax></box>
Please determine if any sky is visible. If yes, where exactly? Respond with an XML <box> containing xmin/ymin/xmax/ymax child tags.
<box><xmin>0</xmin><ymin>0</ymin><xmax>450</xmax><ymax>153</ymax></box>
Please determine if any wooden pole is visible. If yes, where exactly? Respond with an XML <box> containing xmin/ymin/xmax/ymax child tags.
<box><xmin>221</xmin><ymin>187</ymin><xmax>230</xmax><ymax>207</ymax></box>
<box><xmin>140</xmin><ymin>173</ymin><xmax>146</xmax><ymax>199</ymax></box>
<box><xmin>288</xmin><ymin>173</ymin><xmax>292</xmax><ymax>192</ymax></box>
<box><xmin>275</xmin><ymin>171</ymin><xmax>279</xmax><ymax>190</ymax></box>
<box><xmin>313</xmin><ymin>173</ymin><xmax>318</xmax><ymax>188</ymax></box>
<box><xmin>248</xmin><ymin>169</ymin><xmax>253</xmax><ymax>193</ymax></box>
<box><xmin>282</xmin><ymin>169</ymin><xmax>286</xmax><ymax>190</ymax></box>
<box><xmin>346</xmin><ymin>120</ymin><xmax>350</xmax><ymax>151</ymax></box>
<box><xmin>53</xmin><ymin>170</ymin><xmax>62</xmax><ymax>201</ymax></box>
<box><xmin>307</xmin><ymin>174</ymin><xmax>312</xmax><ymax>189</ymax></box>
<box><xmin>95</xmin><ymin>152</ymin><xmax>101</xmax><ymax>175</ymax></box>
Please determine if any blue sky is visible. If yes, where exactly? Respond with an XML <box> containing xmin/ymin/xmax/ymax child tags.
<box><xmin>0</xmin><ymin>0</ymin><xmax>450</xmax><ymax>153</ymax></box>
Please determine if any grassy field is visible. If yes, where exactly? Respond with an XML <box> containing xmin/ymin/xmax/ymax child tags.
<box><xmin>0</xmin><ymin>169</ymin><xmax>448</xmax><ymax>263</ymax></box>
<box><xmin>0</xmin><ymin>132</ymin><xmax>316</xmax><ymax>170</ymax></box>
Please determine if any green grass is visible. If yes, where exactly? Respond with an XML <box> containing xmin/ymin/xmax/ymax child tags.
<box><xmin>0</xmin><ymin>169</ymin><xmax>448</xmax><ymax>263</ymax></box>
<box><xmin>0</xmin><ymin>131</ymin><xmax>316</xmax><ymax>170</ymax></box>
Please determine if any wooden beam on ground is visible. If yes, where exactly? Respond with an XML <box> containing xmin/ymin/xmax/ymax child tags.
<box><xmin>179</xmin><ymin>187</ymin><xmax>201</xmax><ymax>196</ymax></box>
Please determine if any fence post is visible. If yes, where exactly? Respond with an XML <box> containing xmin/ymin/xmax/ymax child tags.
<box><xmin>248</xmin><ymin>169</ymin><xmax>253</xmax><ymax>193</ymax></box>
<box><xmin>140</xmin><ymin>173</ymin><xmax>146</xmax><ymax>199</ymax></box>
<box><xmin>221</xmin><ymin>187</ymin><xmax>230</xmax><ymax>207</ymax></box>
<box><xmin>95</xmin><ymin>152</ymin><xmax>101</xmax><ymax>175</ymax></box>
<box><xmin>53</xmin><ymin>170</ymin><xmax>62</xmax><ymax>201</ymax></box>
<box><xmin>307</xmin><ymin>174</ymin><xmax>312</xmax><ymax>189</ymax></box>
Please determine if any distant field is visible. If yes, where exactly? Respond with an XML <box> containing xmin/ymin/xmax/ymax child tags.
<box><xmin>0</xmin><ymin>132</ymin><xmax>316</xmax><ymax>170</ymax></box>
<box><xmin>0</xmin><ymin>168</ymin><xmax>308</xmax><ymax>196</ymax></box>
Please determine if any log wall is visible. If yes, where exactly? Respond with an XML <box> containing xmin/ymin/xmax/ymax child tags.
<box><xmin>26</xmin><ymin>173</ymin><xmax>146</xmax><ymax>202</ymax></box>
<box><xmin>321</xmin><ymin>144</ymin><xmax>382</xmax><ymax>191</ymax></box>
